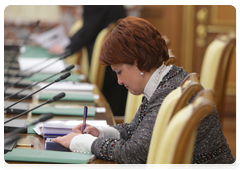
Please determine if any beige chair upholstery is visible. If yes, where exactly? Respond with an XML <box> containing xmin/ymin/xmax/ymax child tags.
<box><xmin>124</xmin><ymin>93</ymin><xmax>143</xmax><ymax>123</ymax></box>
<box><xmin>80</xmin><ymin>47</ymin><xmax>89</xmax><ymax>78</ymax></box>
<box><xmin>153</xmin><ymin>89</ymin><xmax>214</xmax><ymax>164</ymax></box>
<box><xmin>65</xmin><ymin>20</ymin><xmax>83</xmax><ymax>67</ymax></box>
<box><xmin>147</xmin><ymin>73</ymin><xmax>202</xmax><ymax>164</ymax></box>
<box><xmin>88</xmin><ymin>23</ymin><xmax>115</xmax><ymax>90</ymax></box>
<box><xmin>63</xmin><ymin>19</ymin><xmax>89</xmax><ymax>76</ymax></box>
<box><xmin>164</xmin><ymin>49</ymin><xmax>176</xmax><ymax>66</ymax></box>
<box><xmin>200</xmin><ymin>33</ymin><xmax>236</xmax><ymax>124</ymax></box>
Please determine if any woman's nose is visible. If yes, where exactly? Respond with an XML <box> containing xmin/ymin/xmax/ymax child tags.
<box><xmin>117</xmin><ymin>76</ymin><xmax>124</xmax><ymax>85</ymax></box>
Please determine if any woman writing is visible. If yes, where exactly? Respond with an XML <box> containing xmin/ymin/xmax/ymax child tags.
<box><xmin>52</xmin><ymin>16</ymin><xmax>235</xmax><ymax>164</ymax></box>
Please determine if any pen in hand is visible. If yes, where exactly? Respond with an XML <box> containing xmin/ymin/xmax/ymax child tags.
<box><xmin>82</xmin><ymin>106</ymin><xmax>88</xmax><ymax>133</ymax></box>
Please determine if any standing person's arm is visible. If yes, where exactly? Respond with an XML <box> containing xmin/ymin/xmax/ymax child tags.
<box><xmin>65</xmin><ymin>5</ymin><xmax>109</xmax><ymax>55</ymax></box>
<box><xmin>48</xmin><ymin>6</ymin><xmax>108</xmax><ymax>55</ymax></box>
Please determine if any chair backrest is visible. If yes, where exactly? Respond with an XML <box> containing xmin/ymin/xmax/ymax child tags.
<box><xmin>65</xmin><ymin>20</ymin><xmax>83</xmax><ymax>66</ymax></box>
<box><xmin>124</xmin><ymin>92</ymin><xmax>143</xmax><ymax>123</ymax></box>
<box><xmin>147</xmin><ymin>73</ymin><xmax>202</xmax><ymax>164</ymax></box>
<box><xmin>172</xmin><ymin>89</ymin><xmax>214</xmax><ymax>163</ymax></box>
<box><xmin>200</xmin><ymin>32</ymin><xmax>236</xmax><ymax>123</ymax></box>
<box><xmin>88</xmin><ymin>23</ymin><xmax>115</xmax><ymax>90</ymax></box>
<box><xmin>164</xmin><ymin>49</ymin><xmax>176</xmax><ymax>66</ymax></box>
<box><xmin>154</xmin><ymin>89</ymin><xmax>214</xmax><ymax>164</ymax></box>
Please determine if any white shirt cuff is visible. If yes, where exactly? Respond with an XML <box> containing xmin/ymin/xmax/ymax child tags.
<box><xmin>96</xmin><ymin>126</ymin><xmax>120</xmax><ymax>138</ymax></box>
<box><xmin>69</xmin><ymin>134</ymin><xmax>97</xmax><ymax>154</ymax></box>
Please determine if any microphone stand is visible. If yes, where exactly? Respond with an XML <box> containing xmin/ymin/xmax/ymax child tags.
<box><xmin>4</xmin><ymin>112</ymin><xmax>53</xmax><ymax>154</ymax></box>
<box><xmin>4</xmin><ymin>65</ymin><xmax>74</xmax><ymax>100</ymax></box>
<box><xmin>4</xmin><ymin>20</ymin><xmax>40</xmax><ymax>92</ymax></box>
<box><xmin>4</xmin><ymin>72</ymin><xmax>70</xmax><ymax>111</ymax></box>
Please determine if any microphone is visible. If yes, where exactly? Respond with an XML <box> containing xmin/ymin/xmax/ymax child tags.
<box><xmin>4</xmin><ymin>92</ymin><xmax>65</xmax><ymax>124</ymax></box>
<box><xmin>4</xmin><ymin>72</ymin><xmax>70</xmax><ymax>110</ymax></box>
<box><xmin>3</xmin><ymin>47</ymin><xmax>72</xmax><ymax>95</ymax></box>
<box><xmin>4</xmin><ymin>20</ymin><xmax>40</xmax><ymax>70</ymax></box>
<box><xmin>54</xmin><ymin>72</ymin><xmax>71</xmax><ymax>82</ymax></box>
<box><xmin>16</xmin><ymin>48</ymin><xmax>71</xmax><ymax>76</ymax></box>
<box><xmin>21</xmin><ymin>20</ymin><xmax>40</xmax><ymax>46</ymax></box>
<box><xmin>4</xmin><ymin>112</ymin><xmax>53</xmax><ymax>154</ymax></box>
<box><xmin>4</xmin><ymin>65</ymin><xmax>74</xmax><ymax>100</ymax></box>
<box><xmin>5</xmin><ymin>113</ymin><xmax>54</xmax><ymax>139</ymax></box>
<box><xmin>4</xmin><ymin>20</ymin><xmax>40</xmax><ymax>91</ymax></box>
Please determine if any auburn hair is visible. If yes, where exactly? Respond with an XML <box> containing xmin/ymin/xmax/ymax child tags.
<box><xmin>99</xmin><ymin>16</ymin><xmax>169</xmax><ymax>72</ymax></box>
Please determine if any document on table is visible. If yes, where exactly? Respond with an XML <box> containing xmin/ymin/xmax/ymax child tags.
<box><xmin>34</xmin><ymin>120</ymin><xmax>109</xmax><ymax>136</ymax></box>
<box><xmin>30</xmin><ymin>25</ymin><xmax>70</xmax><ymax>49</ymax></box>
<box><xmin>18</xmin><ymin>57</ymin><xmax>65</xmax><ymax>74</ymax></box>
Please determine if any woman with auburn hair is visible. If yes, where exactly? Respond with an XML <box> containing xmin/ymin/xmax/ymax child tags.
<box><xmin>52</xmin><ymin>16</ymin><xmax>235</xmax><ymax>164</ymax></box>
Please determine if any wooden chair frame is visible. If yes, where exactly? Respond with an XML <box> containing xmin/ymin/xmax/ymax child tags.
<box><xmin>172</xmin><ymin>89</ymin><xmax>214</xmax><ymax>164</ymax></box>
<box><xmin>200</xmin><ymin>33</ymin><xmax>236</xmax><ymax>124</ymax></box>
<box><xmin>147</xmin><ymin>72</ymin><xmax>202</xmax><ymax>164</ymax></box>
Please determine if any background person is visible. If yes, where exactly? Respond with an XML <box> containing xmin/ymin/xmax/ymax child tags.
<box><xmin>49</xmin><ymin>5</ymin><xmax>128</xmax><ymax>117</ymax></box>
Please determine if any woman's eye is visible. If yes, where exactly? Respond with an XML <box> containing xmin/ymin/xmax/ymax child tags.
<box><xmin>117</xmin><ymin>71</ymin><xmax>121</xmax><ymax>75</ymax></box>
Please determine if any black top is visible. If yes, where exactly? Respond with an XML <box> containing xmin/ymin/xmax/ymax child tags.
<box><xmin>66</xmin><ymin>5</ymin><xmax>128</xmax><ymax>116</ymax></box>
<box><xmin>66</xmin><ymin>5</ymin><xmax>126</xmax><ymax>64</ymax></box>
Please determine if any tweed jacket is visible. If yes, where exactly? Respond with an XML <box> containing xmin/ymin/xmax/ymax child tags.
<box><xmin>91</xmin><ymin>65</ymin><xmax>235</xmax><ymax>164</ymax></box>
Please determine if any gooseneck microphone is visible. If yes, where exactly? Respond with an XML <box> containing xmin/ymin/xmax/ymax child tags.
<box><xmin>14</xmin><ymin>49</ymin><xmax>72</xmax><ymax>77</ymax></box>
<box><xmin>4</xmin><ymin>65</ymin><xmax>74</xmax><ymax>100</ymax></box>
<box><xmin>4</xmin><ymin>72</ymin><xmax>70</xmax><ymax>111</ymax></box>
<box><xmin>5</xmin><ymin>52</ymin><xmax>72</xmax><ymax>88</ymax></box>
<box><xmin>4</xmin><ymin>112</ymin><xmax>54</xmax><ymax>140</ymax></box>
<box><xmin>21</xmin><ymin>20</ymin><xmax>40</xmax><ymax>46</ymax></box>
<box><xmin>4</xmin><ymin>92</ymin><xmax>65</xmax><ymax>124</ymax></box>
<box><xmin>4</xmin><ymin>112</ymin><xmax>53</xmax><ymax>153</ymax></box>
<box><xmin>4</xmin><ymin>20</ymin><xmax>41</xmax><ymax>89</ymax></box>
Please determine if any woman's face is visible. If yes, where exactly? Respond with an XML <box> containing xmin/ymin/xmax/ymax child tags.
<box><xmin>111</xmin><ymin>63</ymin><xmax>146</xmax><ymax>95</ymax></box>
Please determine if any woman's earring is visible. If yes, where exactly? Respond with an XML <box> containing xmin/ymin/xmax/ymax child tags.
<box><xmin>140</xmin><ymin>72</ymin><xmax>144</xmax><ymax>76</ymax></box>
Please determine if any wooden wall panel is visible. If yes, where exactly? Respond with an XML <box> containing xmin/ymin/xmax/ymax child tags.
<box><xmin>141</xmin><ymin>5</ymin><xmax>184</xmax><ymax>67</ymax></box>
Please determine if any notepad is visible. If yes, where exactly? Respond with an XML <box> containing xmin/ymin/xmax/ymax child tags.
<box><xmin>38</xmin><ymin>92</ymin><xmax>95</xmax><ymax>102</ymax></box>
<box><xmin>4</xmin><ymin>148</ymin><xmax>93</xmax><ymax>164</ymax></box>
<box><xmin>32</xmin><ymin>106</ymin><xmax>96</xmax><ymax>116</ymax></box>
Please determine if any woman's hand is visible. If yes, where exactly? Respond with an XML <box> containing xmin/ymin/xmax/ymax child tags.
<box><xmin>72</xmin><ymin>123</ymin><xmax>100</xmax><ymax>137</ymax></box>
<box><xmin>51</xmin><ymin>132</ymin><xmax>79</xmax><ymax>148</ymax></box>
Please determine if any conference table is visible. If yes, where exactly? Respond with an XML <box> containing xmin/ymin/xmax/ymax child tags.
<box><xmin>4</xmin><ymin>85</ymin><xmax>117</xmax><ymax>164</ymax></box>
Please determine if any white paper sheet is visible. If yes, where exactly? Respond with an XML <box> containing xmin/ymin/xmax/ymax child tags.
<box><xmin>34</xmin><ymin>120</ymin><xmax>108</xmax><ymax>135</ymax></box>
<box><xmin>18</xmin><ymin>57</ymin><xmax>65</xmax><ymax>73</ymax></box>
<box><xmin>30</xmin><ymin>25</ymin><xmax>70</xmax><ymax>49</ymax></box>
